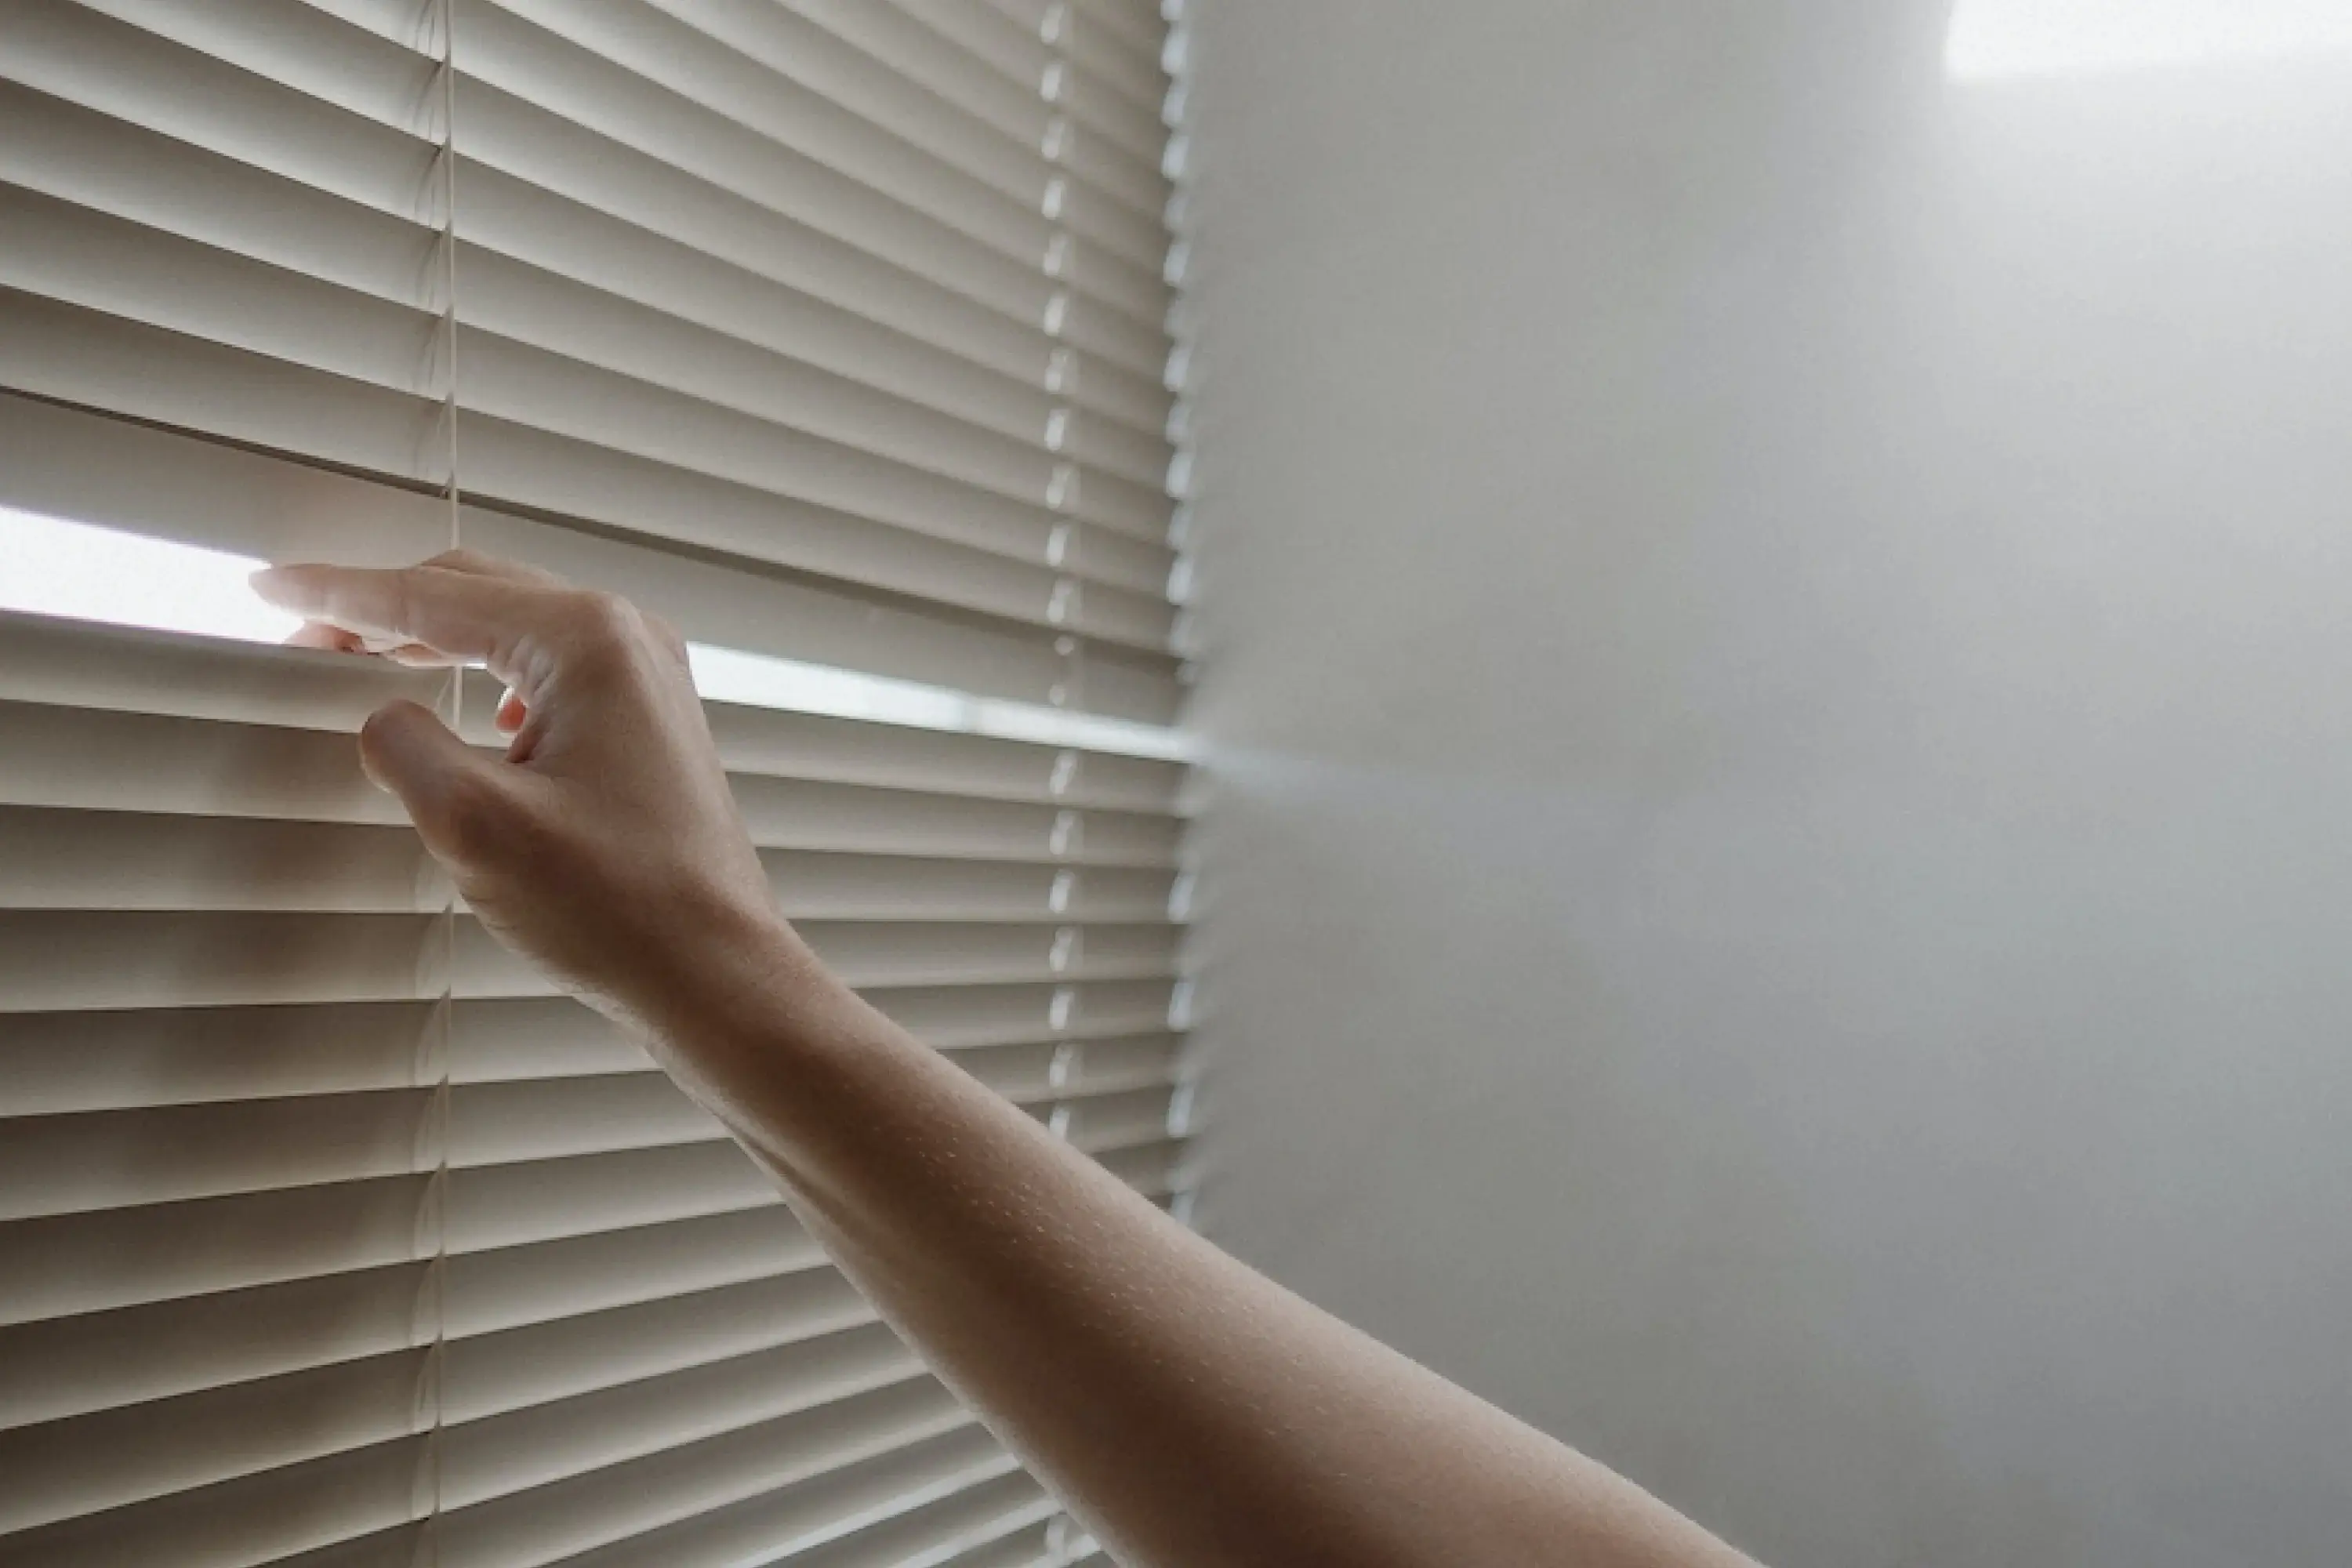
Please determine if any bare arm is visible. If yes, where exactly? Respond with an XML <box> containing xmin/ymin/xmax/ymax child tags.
<box><xmin>256</xmin><ymin>551</ymin><xmax>1757</xmax><ymax>1568</ymax></box>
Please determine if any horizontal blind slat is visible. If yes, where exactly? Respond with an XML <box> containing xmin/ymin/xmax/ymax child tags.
<box><xmin>0</xmin><ymin>1433</ymin><xmax>428</xmax><ymax>1568</ymax></box>
<box><xmin>0</xmin><ymin>1073</ymin><xmax>1181</xmax><ymax>1221</ymax></box>
<box><xmin>0</xmin><ymin>1267</ymin><xmax>897</xmax><ymax>1515</ymax></box>
<box><xmin>0</xmin><ymin>994</ymin><xmax>1179</xmax><ymax>1115</ymax></box>
<box><xmin>0</xmin><ymin>700</ymin><xmax>1185</xmax><ymax>862</ymax></box>
<box><xmin>434</xmin><ymin>1377</ymin><xmax>973</xmax><ymax>1568</ymax></box>
<box><xmin>67</xmin><ymin>0</ymin><xmax>1177</xmax><ymax>327</ymax></box>
<box><xmin>0</xmin><ymin>804</ymin><xmax>1178</xmax><ymax>920</ymax></box>
<box><xmin>0</xmin><ymin>910</ymin><xmax>1181</xmax><ymax>1012</ymax></box>
<box><xmin>1</xmin><ymin>1259</ymin><xmax>885</xmax><ymax>1461</ymax></box>
<box><xmin>782</xmin><ymin>0</ymin><xmax>1170</xmax><ymax>213</ymax></box>
<box><xmin>0</xmin><ymin>75</ymin><xmax>440</xmax><ymax>307</ymax></box>
<box><xmin>0</xmin><ymin>1174</ymin><xmax>438</xmax><ymax>1329</ymax></box>
<box><xmin>0</xmin><ymin>399</ymin><xmax>1185</xmax><ymax>720</ymax></box>
<box><xmin>563</xmin><ymin>1450</ymin><xmax>1042</xmax><ymax>1568</ymax></box>
<box><xmin>0</xmin><ymin>1116</ymin><xmax>1182</xmax><ymax>1329</ymax></box>
<box><xmin>0</xmin><ymin>1350</ymin><xmax>433</xmax><ymax>1536</ymax></box>
<box><xmin>1004</xmin><ymin>0</ymin><xmax>1172</xmax><ymax>107</ymax></box>
<box><xmin>445</xmin><ymin>1207</ymin><xmax>829</xmax><ymax>1342</ymax></box>
<box><xmin>648</xmin><ymin>0</ymin><xmax>1171</xmax><ymax>238</ymax></box>
<box><xmin>448</xmin><ymin>1116</ymin><xmax>1178</xmax><ymax>1259</ymax></box>
<box><xmin>453</xmin><ymin>0</ymin><xmax>1169</xmax><ymax>340</ymax></box>
<box><xmin>455</xmin><ymin>74</ymin><xmax>1176</xmax><ymax>425</ymax></box>
<box><xmin>456</xmin><ymin>331</ymin><xmax>1181</xmax><ymax>576</ymax></box>
<box><xmin>257</xmin><ymin>1428</ymin><xmax>1013</xmax><ymax>1568</ymax></box>
<box><xmin>456</xmin><ymin>159</ymin><xmax>1177</xmax><ymax>470</ymax></box>
<box><xmin>0</xmin><ymin>0</ymin><xmax>444</xmax><ymax>217</ymax></box>
<box><xmin>483</xmin><ymin>0</ymin><xmax>1171</xmax><ymax>285</ymax></box>
<box><xmin>0</xmin><ymin>263</ymin><xmax>1175</xmax><ymax>639</ymax></box>
<box><xmin>441</xmin><ymin>1324</ymin><xmax>924</xmax><ymax>1513</ymax></box>
<box><xmin>457</xmin><ymin>253</ymin><xmax>1178</xmax><ymax>529</ymax></box>
<box><xmin>0</xmin><ymin>92</ymin><xmax>1178</xmax><ymax>499</ymax></box>
<box><xmin>886</xmin><ymin>0</ymin><xmax>1168</xmax><ymax>165</ymax></box>
<box><xmin>444</xmin><ymin>1269</ymin><xmax>879</xmax><ymax>1428</ymax></box>
<box><xmin>0</xmin><ymin>30</ymin><xmax>1171</xmax><ymax>441</ymax></box>
<box><xmin>935</xmin><ymin>1516</ymin><xmax>1062</xmax><ymax>1568</ymax></box>
<box><xmin>0</xmin><ymin>1264</ymin><xmax>433</xmax><ymax>1432</ymax></box>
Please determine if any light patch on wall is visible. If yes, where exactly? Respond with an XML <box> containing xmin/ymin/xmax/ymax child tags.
<box><xmin>0</xmin><ymin>506</ymin><xmax>1192</xmax><ymax>760</ymax></box>
<box><xmin>1947</xmin><ymin>0</ymin><xmax>2352</xmax><ymax>80</ymax></box>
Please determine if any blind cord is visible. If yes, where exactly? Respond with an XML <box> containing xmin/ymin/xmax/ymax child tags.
<box><xmin>426</xmin><ymin>0</ymin><xmax>463</xmax><ymax>1558</ymax></box>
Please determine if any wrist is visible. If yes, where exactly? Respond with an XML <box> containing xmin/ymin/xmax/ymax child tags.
<box><xmin>621</xmin><ymin>884</ymin><xmax>844</xmax><ymax>1107</ymax></box>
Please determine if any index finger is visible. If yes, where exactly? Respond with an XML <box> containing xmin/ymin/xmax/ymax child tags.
<box><xmin>252</xmin><ymin>562</ymin><xmax>547</xmax><ymax>684</ymax></box>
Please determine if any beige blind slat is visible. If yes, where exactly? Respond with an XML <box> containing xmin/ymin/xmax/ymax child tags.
<box><xmin>782</xmin><ymin>0</ymin><xmax>1171</xmax><ymax>216</ymax></box>
<box><xmin>0</xmin><ymin>700</ymin><xmax>1185</xmax><ymax>864</ymax></box>
<box><xmin>0</xmin><ymin>1435</ymin><xmax>432</xmax><ymax>1568</ymax></box>
<box><xmin>453</xmin><ymin>1</ymin><xmax>1171</xmax><ymax>347</ymax></box>
<box><xmin>0</xmin><ymin>609</ymin><xmax>1186</xmax><ymax>811</ymax></box>
<box><xmin>0</xmin><ymin>1255</ymin><xmax>859</xmax><ymax>1430</ymax></box>
<box><xmin>0</xmin><ymin>806</ymin><xmax>1178</xmax><ymax>921</ymax></box>
<box><xmin>66</xmin><ymin>0</ymin><xmax>1174</xmax><ymax>332</ymax></box>
<box><xmin>0</xmin><ymin>39</ymin><xmax>1172</xmax><ymax>445</ymax></box>
<box><xmin>982</xmin><ymin>0</ymin><xmax>1172</xmax><ymax>108</ymax></box>
<box><xmin>488</xmin><ymin>0</ymin><xmax>1171</xmax><ymax>282</ymax></box>
<box><xmin>0</xmin><ymin>1381</ymin><xmax>979</xmax><ymax>1568</ymax></box>
<box><xmin>936</xmin><ymin>1516</ymin><xmax>1065</xmax><ymax>1568</ymax></box>
<box><xmin>435</xmin><ymin>1378</ymin><xmax>973</xmax><ymax>1568</ymax></box>
<box><xmin>0</xmin><ymin>105</ymin><xmax>1175</xmax><ymax>509</ymax></box>
<box><xmin>445</xmin><ymin>1269</ymin><xmax>879</xmax><ymax>1426</ymax></box>
<box><xmin>565</xmin><ymin>1453</ymin><xmax>1044</xmax><ymax>1568</ymax></box>
<box><xmin>0</xmin><ymin>399</ymin><xmax>1185</xmax><ymax>722</ymax></box>
<box><xmin>1</xmin><ymin>0</ymin><xmax>445</xmax><ymax>217</ymax></box>
<box><xmin>454</xmin><ymin>159</ymin><xmax>1181</xmax><ymax>481</ymax></box>
<box><xmin>453</xmin><ymin>74</ymin><xmax>1178</xmax><ymax>424</ymax></box>
<box><xmin>0</xmin><ymin>1112</ymin><xmax>1183</xmax><ymax>1330</ymax></box>
<box><xmin>0</xmin><ymin>907</ymin><xmax>1179</xmax><ymax>1011</ymax></box>
<box><xmin>887</xmin><ymin>0</ymin><xmax>1170</xmax><ymax>165</ymax></box>
<box><xmin>0</xmin><ymin>1265</ymin><xmax>887</xmax><ymax>1506</ymax></box>
<box><xmin>0</xmin><ymin>999</ymin><xmax>1178</xmax><ymax>1116</ymax></box>
<box><xmin>0</xmin><ymin>1350</ymin><xmax>439</xmax><ymax>1536</ymax></box>
<box><xmin>1</xmin><ymin>1074</ymin><xmax>1180</xmax><ymax>1222</ymax></box>
<box><xmin>441</xmin><ymin>1206</ymin><xmax>826</xmax><ymax>1341</ymax></box>
<box><xmin>0</xmin><ymin>289</ymin><xmax>1179</xmax><ymax>649</ymax></box>
<box><xmin>441</xmin><ymin>1324</ymin><xmax>927</xmax><ymax>1512</ymax></box>
<box><xmin>0</xmin><ymin>1264</ymin><xmax>434</xmax><ymax>1431</ymax></box>
<box><xmin>650</xmin><ymin>0</ymin><xmax>1170</xmax><ymax>240</ymax></box>
<box><xmin>258</xmin><ymin>1428</ymin><xmax>1017</xmax><ymax>1568</ymax></box>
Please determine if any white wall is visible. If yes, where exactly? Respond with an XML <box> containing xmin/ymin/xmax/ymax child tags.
<box><xmin>1181</xmin><ymin>4</ymin><xmax>2352</xmax><ymax>1563</ymax></box>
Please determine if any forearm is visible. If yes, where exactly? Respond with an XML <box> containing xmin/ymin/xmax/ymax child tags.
<box><xmin>252</xmin><ymin>556</ymin><xmax>1755</xmax><ymax>1567</ymax></box>
<box><xmin>662</xmin><ymin>917</ymin><xmax>1754</xmax><ymax>1568</ymax></box>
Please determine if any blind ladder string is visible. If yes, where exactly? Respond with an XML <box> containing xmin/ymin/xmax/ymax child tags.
<box><xmin>425</xmin><ymin>0</ymin><xmax>463</xmax><ymax>1555</ymax></box>
<box><xmin>1037</xmin><ymin>5</ymin><xmax>1092</xmax><ymax>1562</ymax></box>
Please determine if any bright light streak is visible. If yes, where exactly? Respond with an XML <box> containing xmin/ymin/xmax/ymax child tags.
<box><xmin>0</xmin><ymin>506</ymin><xmax>299</xmax><ymax>643</ymax></box>
<box><xmin>1947</xmin><ymin>0</ymin><xmax>2352</xmax><ymax>80</ymax></box>
<box><xmin>0</xmin><ymin>506</ymin><xmax>1192</xmax><ymax>760</ymax></box>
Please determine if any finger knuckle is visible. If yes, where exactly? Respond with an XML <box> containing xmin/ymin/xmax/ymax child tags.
<box><xmin>572</xmin><ymin>589</ymin><xmax>639</xmax><ymax>642</ymax></box>
<box><xmin>647</xmin><ymin>612</ymin><xmax>689</xmax><ymax>662</ymax></box>
<box><xmin>388</xmin><ymin>568</ymin><xmax>425</xmax><ymax>635</ymax></box>
<box><xmin>565</xmin><ymin>590</ymin><xmax>670</xmax><ymax>678</ymax></box>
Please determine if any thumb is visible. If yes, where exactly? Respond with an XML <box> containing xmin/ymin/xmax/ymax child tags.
<box><xmin>358</xmin><ymin>699</ymin><xmax>513</xmax><ymax>860</ymax></box>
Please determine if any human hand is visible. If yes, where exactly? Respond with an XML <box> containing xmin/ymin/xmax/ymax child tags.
<box><xmin>253</xmin><ymin>551</ymin><xmax>799</xmax><ymax>1058</ymax></box>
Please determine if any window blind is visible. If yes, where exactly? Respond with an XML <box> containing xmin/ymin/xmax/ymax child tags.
<box><xmin>0</xmin><ymin>0</ymin><xmax>1192</xmax><ymax>1564</ymax></box>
